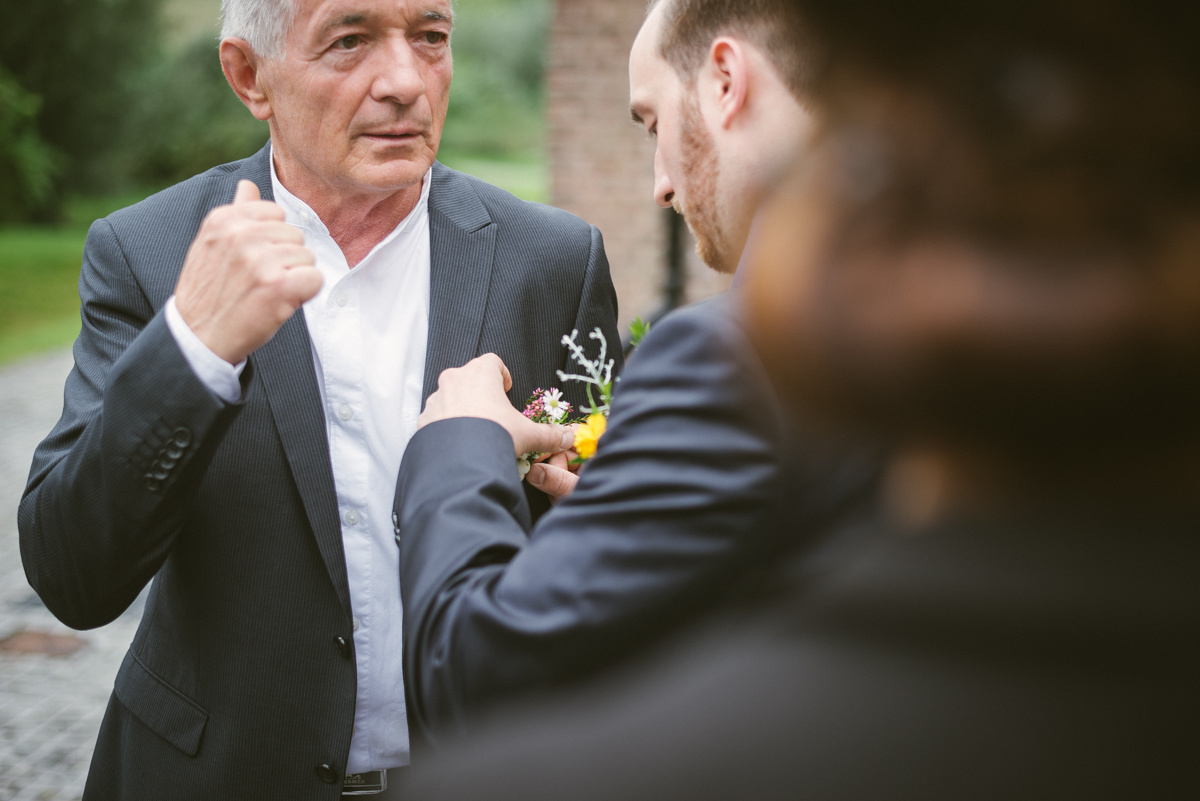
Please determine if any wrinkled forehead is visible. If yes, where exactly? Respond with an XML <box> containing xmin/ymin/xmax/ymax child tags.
<box><xmin>291</xmin><ymin>0</ymin><xmax>453</xmax><ymax>37</ymax></box>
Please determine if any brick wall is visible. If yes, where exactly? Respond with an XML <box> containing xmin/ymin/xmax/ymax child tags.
<box><xmin>548</xmin><ymin>0</ymin><xmax>732</xmax><ymax>331</ymax></box>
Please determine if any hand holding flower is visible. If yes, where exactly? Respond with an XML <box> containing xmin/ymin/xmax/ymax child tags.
<box><xmin>420</xmin><ymin>354</ymin><xmax>576</xmax><ymax>457</ymax></box>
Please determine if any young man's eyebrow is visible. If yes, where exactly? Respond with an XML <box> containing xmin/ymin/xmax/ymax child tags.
<box><xmin>630</xmin><ymin>107</ymin><xmax>645</xmax><ymax>125</ymax></box>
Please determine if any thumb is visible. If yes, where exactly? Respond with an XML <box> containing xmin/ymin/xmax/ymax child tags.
<box><xmin>527</xmin><ymin>463</ymin><xmax>580</xmax><ymax>502</ymax></box>
<box><xmin>233</xmin><ymin>179</ymin><xmax>261</xmax><ymax>205</ymax></box>
<box><xmin>513</xmin><ymin>420</ymin><xmax>575</xmax><ymax>457</ymax></box>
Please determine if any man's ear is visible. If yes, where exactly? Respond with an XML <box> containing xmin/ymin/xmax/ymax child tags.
<box><xmin>706</xmin><ymin>37</ymin><xmax>750</xmax><ymax>130</ymax></box>
<box><xmin>220</xmin><ymin>39</ymin><xmax>274</xmax><ymax>121</ymax></box>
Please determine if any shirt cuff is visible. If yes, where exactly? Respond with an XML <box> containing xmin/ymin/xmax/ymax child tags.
<box><xmin>164</xmin><ymin>296</ymin><xmax>247</xmax><ymax>404</ymax></box>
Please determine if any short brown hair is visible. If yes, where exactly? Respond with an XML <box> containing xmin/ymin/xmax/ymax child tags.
<box><xmin>652</xmin><ymin>0</ymin><xmax>821</xmax><ymax>103</ymax></box>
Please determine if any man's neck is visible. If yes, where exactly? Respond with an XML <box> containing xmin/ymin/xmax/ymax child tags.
<box><xmin>274</xmin><ymin>153</ymin><xmax>425</xmax><ymax>269</ymax></box>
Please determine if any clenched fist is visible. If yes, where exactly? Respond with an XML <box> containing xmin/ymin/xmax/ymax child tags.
<box><xmin>174</xmin><ymin>180</ymin><xmax>323</xmax><ymax>364</ymax></box>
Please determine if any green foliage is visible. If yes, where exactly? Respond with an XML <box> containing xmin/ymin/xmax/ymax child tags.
<box><xmin>441</xmin><ymin>0</ymin><xmax>551</xmax><ymax>161</ymax></box>
<box><xmin>118</xmin><ymin>35</ymin><xmax>269</xmax><ymax>188</ymax></box>
<box><xmin>0</xmin><ymin>66</ymin><xmax>60</xmax><ymax>223</ymax></box>
<box><xmin>628</xmin><ymin>316</ymin><xmax>652</xmax><ymax>349</ymax></box>
<box><xmin>0</xmin><ymin>0</ymin><xmax>165</xmax><ymax>217</ymax></box>
<box><xmin>0</xmin><ymin>229</ymin><xmax>89</xmax><ymax>348</ymax></box>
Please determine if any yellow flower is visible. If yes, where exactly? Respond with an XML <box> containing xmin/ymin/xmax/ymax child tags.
<box><xmin>574</xmin><ymin>413</ymin><xmax>608</xmax><ymax>460</ymax></box>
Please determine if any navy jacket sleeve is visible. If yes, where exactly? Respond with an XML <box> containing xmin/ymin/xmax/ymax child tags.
<box><xmin>18</xmin><ymin>218</ymin><xmax>248</xmax><ymax>631</ymax></box>
<box><xmin>395</xmin><ymin>297</ymin><xmax>873</xmax><ymax>740</ymax></box>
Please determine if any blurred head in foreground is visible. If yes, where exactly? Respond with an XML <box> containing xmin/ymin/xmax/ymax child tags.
<box><xmin>629</xmin><ymin>0</ymin><xmax>820</xmax><ymax>272</ymax></box>
<box><xmin>748</xmin><ymin>0</ymin><xmax>1200</xmax><ymax>512</ymax></box>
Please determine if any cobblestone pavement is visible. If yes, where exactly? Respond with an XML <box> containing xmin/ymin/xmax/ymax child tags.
<box><xmin>0</xmin><ymin>350</ymin><xmax>144</xmax><ymax>801</ymax></box>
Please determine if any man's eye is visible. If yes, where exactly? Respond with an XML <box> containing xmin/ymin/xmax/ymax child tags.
<box><xmin>334</xmin><ymin>35</ymin><xmax>360</xmax><ymax>49</ymax></box>
<box><xmin>422</xmin><ymin>31</ymin><xmax>447</xmax><ymax>45</ymax></box>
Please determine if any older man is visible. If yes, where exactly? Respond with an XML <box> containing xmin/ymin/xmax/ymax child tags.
<box><xmin>17</xmin><ymin>0</ymin><xmax>617</xmax><ymax>799</ymax></box>
<box><xmin>391</xmin><ymin>0</ymin><xmax>876</xmax><ymax>744</ymax></box>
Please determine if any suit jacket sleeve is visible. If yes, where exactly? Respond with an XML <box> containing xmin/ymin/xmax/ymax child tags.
<box><xmin>18</xmin><ymin>218</ymin><xmax>248</xmax><ymax>630</ymax></box>
<box><xmin>396</xmin><ymin>298</ymin><xmax>873</xmax><ymax>740</ymax></box>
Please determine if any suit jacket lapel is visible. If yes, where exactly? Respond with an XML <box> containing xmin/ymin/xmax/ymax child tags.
<box><xmin>422</xmin><ymin>162</ymin><xmax>498</xmax><ymax>403</ymax></box>
<box><xmin>237</xmin><ymin>145</ymin><xmax>353</xmax><ymax>616</ymax></box>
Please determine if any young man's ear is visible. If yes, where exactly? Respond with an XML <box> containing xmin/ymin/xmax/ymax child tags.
<box><xmin>220</xmin><ymin>39</ymin><xmax>274</xmax><ymax>121</ymax></box>
<box><xmin>706</xmin><ymin>37</ymin><xmax>750</xmax><ymax>129</ymax></box>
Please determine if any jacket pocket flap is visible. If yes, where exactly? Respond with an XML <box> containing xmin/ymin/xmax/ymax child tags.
<box><xmin>114</xmin><ymin>650</ymin><xmax>209</xmax><ymax>757</ymax></box>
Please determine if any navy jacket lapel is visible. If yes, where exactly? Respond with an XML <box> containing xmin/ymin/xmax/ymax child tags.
<box><xmin>236</xmin><ymin>145</ymin><xmax>352</xmax><ymax>616</ymax></box>
<box><xmin>422</xmin><ymin>162</ymin><xmax>498</xmax><ymax>403</ymax></box>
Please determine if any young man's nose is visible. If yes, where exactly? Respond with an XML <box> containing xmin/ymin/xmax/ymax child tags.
<box><xmin>654</xmin><ymin>149</ymin><xmax>676</xmax><ymax>208</ymax></box>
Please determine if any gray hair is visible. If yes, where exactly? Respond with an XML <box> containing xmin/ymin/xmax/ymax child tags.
<box><xmin>220</xmin><ymin>0</ymin><xmax>298</xmax><ymax>60</ymax></box>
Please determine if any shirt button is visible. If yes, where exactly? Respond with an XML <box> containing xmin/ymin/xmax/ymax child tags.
<box><xmin>352</xmin><ymin>616</ymin><xmax>361</xmax><ymax>632</ymax></box>
<box><xmin>344</xmin><ymin>510</ymin><xmax>360</xmax><ymax>526</ymax></box>
<box><xmin>338</xmin><ymin>405</ymin><xmax>353</xmax><ymax>421</ymax></box>
<box><xmin>334</xmin><ymin>291</ymin><xmax>349</xmax><ymax>307</ymax></box>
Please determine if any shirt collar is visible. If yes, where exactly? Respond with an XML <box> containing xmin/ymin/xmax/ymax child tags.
<box><xmin>268</xmin><ymin>141</ymin><xmax>433</xmax><ymax>241</ymax></box>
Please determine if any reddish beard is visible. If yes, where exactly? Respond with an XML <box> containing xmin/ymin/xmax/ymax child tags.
<box><xmin>676</xmin><ymin>93</ymin><xmax>734</xmax><ymax>273</ymax></box>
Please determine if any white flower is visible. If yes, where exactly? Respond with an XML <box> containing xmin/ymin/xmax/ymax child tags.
<box><xmin>516</xmin><ymin>456</ymin><xmax>532</xmax><ymax>478</ymax></box>
<box><xmin>542</xmin><ymin>388</ymin><xmax>568</xmax><ymax>422</ymax></box>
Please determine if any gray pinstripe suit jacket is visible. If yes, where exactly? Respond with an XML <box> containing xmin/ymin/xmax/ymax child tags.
<box><xmin>17</xmin><ymin>144</ymin><xmax>620</xmax><ymax>801</ymax></box>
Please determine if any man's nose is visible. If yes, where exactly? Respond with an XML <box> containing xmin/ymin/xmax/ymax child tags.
<box><xmin>372</xmin><ymin>37</ymin><xmax>427</xmax><ymax>106</ymax></box>
<box><xmin>654</xmin><ymin>148</ymin><xmax>675</xmax><ymax>209</ymax></box>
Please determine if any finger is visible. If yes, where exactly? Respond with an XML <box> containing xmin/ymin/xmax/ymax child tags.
<box><xmin>526</xmin><ymin>463</ymin><xmax>580</xmax><ymax>501</ymax></box>
<box><xmin>515</xmin><ymin>420</ymin><xmax>575</xmax><ymax>456</ymax></box>
<box><xmin>233</xmin><ymin>180</ymin><xmax>262</xmax><ymax>205</ymax></box>
<box><xmin>475</xmin><ymin>353</ymin><xmax>511</xmax><ymax>386</ymax></box>
<box><xmin>251</xmin><ymin>220</ymin><xmax>305</xmax><ymax>244</ymax></box>
<box><xmin>277</xmin><ymin>265</ymin><xmax>325</xmax><ymax>306</ymax></box>
<box><xmin>263</xmin><ymin>244</ymin><xmax>316</xmax><ymax>268</ymax></box>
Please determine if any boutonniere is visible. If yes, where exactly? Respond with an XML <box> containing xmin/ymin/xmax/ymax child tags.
<box><xmin>517</xmin><ymin>318</ymin><xmax>649</xmax><ymax>476</ymax></box>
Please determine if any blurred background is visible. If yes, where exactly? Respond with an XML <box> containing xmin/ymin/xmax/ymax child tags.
<box><xmin>0</xmin><ymin>1</ymin><xmax>728</xmax><ymax>798</ymax></box>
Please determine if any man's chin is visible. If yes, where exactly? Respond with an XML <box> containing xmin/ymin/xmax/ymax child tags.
<box><xmin>689</xmin><ymin>225</ymin><xmax>738</xmax><ymax>275</ymax></box>
<box><xmin>348</xmin><ymin>147</ymin><xmax>437</xmax><ymax>192</ymax></box>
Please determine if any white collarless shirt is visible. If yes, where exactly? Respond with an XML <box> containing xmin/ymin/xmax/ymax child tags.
<box><xmin>164</xmin><ymin>152</ymin><xmax>431</xmax><ymax>773</ymax></box>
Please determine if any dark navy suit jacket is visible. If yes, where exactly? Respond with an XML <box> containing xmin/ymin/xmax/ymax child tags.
<box><xmin>394</xmin><ymin>294</ymin><xmax>877</xmax><ymax>742</ymax></box>
<box><xmin>18</xmin><ymin>144</ymin><xmax>619</xmax><ymax>800</ymax></box>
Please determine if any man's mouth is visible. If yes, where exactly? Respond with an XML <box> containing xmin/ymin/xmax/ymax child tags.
<box><xmin>360</xmin><ymin>129</ymin><xmax>423</xmax><ymax>144</ymax></box>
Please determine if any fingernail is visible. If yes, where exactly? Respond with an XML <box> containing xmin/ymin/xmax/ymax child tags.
<box><xmin>560</xmin><ymin>429</ymin><xmax>575</xmax><ymax>450</ymax></box>
<box><xmin>527</xmin><ymin>465</ymin><xmax>544</xmax><ymax>486</ymax></box>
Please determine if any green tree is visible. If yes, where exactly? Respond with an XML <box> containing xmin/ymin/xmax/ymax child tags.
<box><xmin>118</xmin><ymin>35</ymin><xmax>268</xmax><ymax>188</ymax></box>
<box><xmin>441</xmin><ymin>0</ymin><xmax>550</xmax><ymax>160</ymax></box>
<box><xmin>0</xmin><ymin>0</ymin><xmax>165</xmax><ymax>217</ymax></box>
<box><xmin>0</xmin><ymin>66</ymin><xmax>60</xmax><ymax>223</ymax></box>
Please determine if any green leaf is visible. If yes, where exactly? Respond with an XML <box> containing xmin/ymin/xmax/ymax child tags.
<box><xmin>628</xmin><ymin>316</ymin><xmax>651</xmax><ymax>349</ymax></box>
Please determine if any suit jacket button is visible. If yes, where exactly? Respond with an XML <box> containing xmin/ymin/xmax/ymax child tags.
<box><xmin>143</xmin><ymin>477</ymin><xmax>162</xmax><ymax>493</ymax></box>
<box><xmin>334</xmin><ymin>636</ymin><xmax>350</xmax><ymax>659</ymax></box>
<box><xmin>315</xmin><ymin>764</ymin><xmax>338</xmax><ymax>784</ymax></box>
<box><xmin>172</xmin><ymin>428</ymin><xmax>193</xmax><ymax>448</ymax></box>
<box><xmin>151</xmin><ymin>466</ymin><xmax>170</xmax><ymax>481</ymax></box>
